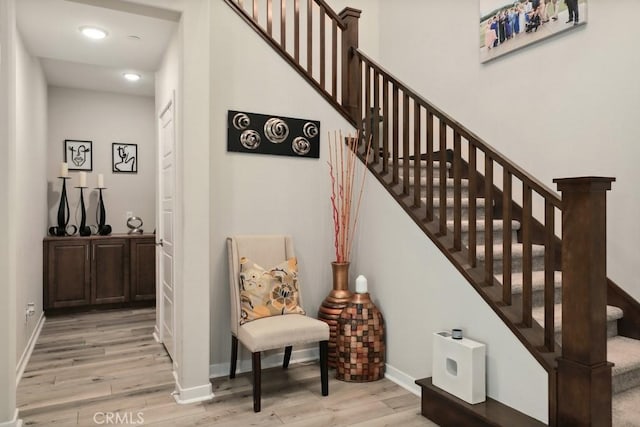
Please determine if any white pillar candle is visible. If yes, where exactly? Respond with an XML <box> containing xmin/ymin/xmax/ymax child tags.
<box><xmin>79</xmin><ymin>172</ymin><xmax>87</xmax><ymax>187</ymax></box>
<box><xmin>355</xmin><ymin>275</ymin><xmax>368</xmax><ymax>294</ymax></box>
<box><xmin>60</xmin><ymin>162</ymin><xmax>68</xmax><ymax>178</ymax></box>
<box><xmin>97</xmin><ymin>173</ymin><xmax>104</xmax><ymax>188</ymax></box>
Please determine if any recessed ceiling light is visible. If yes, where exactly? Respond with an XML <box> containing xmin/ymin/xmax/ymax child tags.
<box><xmin>80</xmin><ymin>26</ymin><xmax>108</xmax><ymax>40</ymax></box>
<box><xmin>123</xmin><ymin>73</ymin><xmax>141</xmax><ymax>82</ymax></box>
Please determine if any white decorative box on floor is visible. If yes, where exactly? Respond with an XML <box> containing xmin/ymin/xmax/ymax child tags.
<box><xmin>432</xmin><ymin>331</ymin><xmax>486</xmax><ymax>404</ymax></box>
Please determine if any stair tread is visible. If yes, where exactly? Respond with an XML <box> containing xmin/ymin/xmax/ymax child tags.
<box><xmin>476</xmin><ymin>243</ymin><xmax>546</xmax><ymax>260</ymax></box>
<box><xmin>613</xmin><ymin>380</ymin><xmax>640</xmax><ymax>424</ymax></box>
<box><xmin>608</xmin><ymin>336</ymin><xmax>640</xmax><ymax>375</ymax></box>
<box><xmin>412</xmin><ymin>177</ymin><xmax>469</xmax><ymax>186</ymax></box>
<box><xmin>531</xmin><ymin>304</ymin><xmax>623</xmax><ymax>332</ymax></box>
<box><xmin>424</xmin><ymin>197</ymin><xmax>487</xmax><ymax>208</ymax></box>
<box><xmin>447</xmin><ymin>219</ymin><xmax>521</xmax><ymax>232</ymax></box>
<box><xmin>495</xmin><ymin>271</ymin><xmax>563</xmax><ymax>294</ymax></box>
<box><xmin>393</xmin><ymin>159</ymin><xmax>449</xmax><ymax>168</ymax></box>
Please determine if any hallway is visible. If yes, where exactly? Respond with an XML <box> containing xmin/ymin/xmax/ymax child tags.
<box><xmin>17</xmin><ymin>308</ymin><xmax>174</xmax><ymax>425</ymax></box>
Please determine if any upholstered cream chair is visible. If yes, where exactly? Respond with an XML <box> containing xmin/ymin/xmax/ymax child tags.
<box><xmin>226</xmin><ymin>235</ymin><xmax>329</xmax><ymax>412</ymax></box>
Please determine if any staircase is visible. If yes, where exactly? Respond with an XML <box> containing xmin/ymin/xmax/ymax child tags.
<box><xmin>402</xmin><ymin>158</ymin><xmax>640</xmax><ymax>426</ymax></box>
<box><xmin>224</xmin><ymin>0</ymin><xmax>640</xmax><ymax>425</ymax></box>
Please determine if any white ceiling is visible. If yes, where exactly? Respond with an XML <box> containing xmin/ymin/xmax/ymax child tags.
<box><xmin>16</xmin><ymin>0</ymin><xmax>180</xmax><ymax>97</ymax></box>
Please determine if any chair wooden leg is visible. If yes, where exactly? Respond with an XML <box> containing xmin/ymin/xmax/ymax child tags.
<box><xmin>320</xmin><ymin>340</ymin><xmax>329</xmax><ymax>396</ymax></box>
<box><xmin>230</xmin><ymin>335</ymin><xmax>238</xmax><ymax>379</ymax></box>
<box><xmin>252</xmin><ymin>352</ymin><xmax>262</xmax><ymax>412</ymax></box>
<box><xmin>283</xmin><ymin>346</ymin><xmax>293</xmax><ymax>369</ymax></box>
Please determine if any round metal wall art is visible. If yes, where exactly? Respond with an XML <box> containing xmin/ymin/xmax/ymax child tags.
<box><xmin>232</xmin><ymin>113</ymin><xmax>250</xmax><ymax>130</ymax></box>
<box><xmin>227</xmin><ymin>110</ymin><xmax>320</xmax><ymax>158</ymax></box>
<box><xmin>303</xmin><ymin>122</ymin><xmax>318</xmax><ymax>139</ymax></box>
<box><xmin>240</xmin><ymin>130</ymin><xmax>261</xmax><ymax>150</ymax></box>
<box><xmin>264</xmin><ymin>118</ymin><xmax>290</xmax><ymax>143</ymax></box>
<box><xmin>292</xmin><ymin>137</ymin><xmax>311</xmax><ymax>155</ymax></box>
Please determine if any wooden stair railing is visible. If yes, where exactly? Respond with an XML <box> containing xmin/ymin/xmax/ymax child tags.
<box><xmin>355</xmin><ymin>47</ymin><xmax>562</xmax><ymax>356</ymax></box>
<box><xmin>224</xmin><ymin>2</ymin><xmax>639</xmax><ymax>425</ymax></box>
<box><xmin>353</xmin><ymin>48</ymin><xmax>619</xmax><ymax>426</ymax></box>
<box><xmin>223</xmin><ymin>0</ymin><xmax>359</xmax><ymax>126</ymax></box>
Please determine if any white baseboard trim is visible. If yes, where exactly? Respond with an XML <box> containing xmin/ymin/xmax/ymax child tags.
<box><xmin>152</xmin><ymin>326</ymin><xmax>161</xmax><ymax>343</ymax></box>
<box><xmin>171</xmin><ymin>370</ymin><xmax>214</xmax><ymax>404</ymax></box>
<box><xmin>0</xmin><ymin>409</ymin><xmax>22</xmax><ymax>427</ymax></box>
<box><xmin>384</xmin><ymin>363</ymin><xmax>421</xmax><ymax>397</ymax></box>
<box><xmin>16</xmin><ymin>312</ymin><xmax>45</xmax><ymax>386</ymax></box>
<box><xmin>209</xmin><ymin>347</ymin><xmax>319</xmax><ymax>379</ymax></box>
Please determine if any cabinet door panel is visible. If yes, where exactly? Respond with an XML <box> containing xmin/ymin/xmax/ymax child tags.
<box><xmin>92</xmin><ymin>239</ymin><xmax>129</xmax><ymax>304</ymax></box>
<box><xmin>47</xmin><ymin>242</ymin><xmax>90</xmax><ymax>308</ymax></box>
<box><xmin>131</xmin><ymin>238</ymin><xmax>156</xmax><ymax>301</ymax></box>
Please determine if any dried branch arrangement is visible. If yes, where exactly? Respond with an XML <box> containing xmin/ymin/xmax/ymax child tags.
<box><xmin>327</xmin><ymin>131</ymin><xmax>372</xmax><ymax>263</ymax></box>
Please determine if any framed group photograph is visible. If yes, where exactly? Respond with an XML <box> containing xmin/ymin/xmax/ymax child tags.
<box><xmin>112</xmin><ymin>143</ymin><xmax>138</xmax><ymax>173</ymax></box>
<box><xmin>480</xmin><ymin>0</ymin><xmax>587</xmax><ymax>63</ymax></box>
<box><xmin>64</xmin><ymin>139</ymin><xmax>93</xmax><ymax>171</ymax></box>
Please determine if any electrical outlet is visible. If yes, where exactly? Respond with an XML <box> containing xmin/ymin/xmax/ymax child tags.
<box><xmin>25</xmin><ymin>303</ymin><xmax>35</xmax><ymax>323</ymax></box>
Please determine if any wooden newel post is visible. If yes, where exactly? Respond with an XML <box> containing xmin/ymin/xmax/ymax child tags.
<box><xmin>339</xmin><ymin>7</ymin><xmax>361</xmax><ymax>123</ymax></box>
<box><xmin>553</xmin><ymin>176</ymin><xmax>615</xmax><ymax>427</ymax></box>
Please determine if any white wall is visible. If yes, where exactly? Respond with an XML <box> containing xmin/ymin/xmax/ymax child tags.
<box><xmin>0</xmin><ymin>0</ymin><xmax>18</xmax><ymax>424</ymax></box>
<box><xmin>209</xmin><ymin>0</ymin><xmax>353</xmax><ymax>369</ymax></box>
<box><xmin>15</xmin><ymin>29</ymin><xmax>47</xmax><ymax>366</ymax></box>
<box><xmin>325</xmin><ymin>0</ymin><xmax>380</xmax><ymax>61</ymax></box>
<box><xmin>47</xmin><ymin>87</ymin><xmax>156</xmax><ymax>234</ymax></box>
<box><xmin>172</xmin><ymin>0</ymin><xmax>213</xmax><ymax>401</ymax></box>
<box><xmin>372</xmin><ymin>0</ymin><xmax>640</xmax><ymax>301</ymax></box>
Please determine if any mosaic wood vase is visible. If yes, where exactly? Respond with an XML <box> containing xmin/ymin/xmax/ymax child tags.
<box><xmin>336</xmin><ymin>292</ymin><xmax>385</xmax><ymax>382</ymax></box>
<box><xmin>318</xmin><ymin>262</ymin><xmax>352</xmax><ymax>368</ymax></box>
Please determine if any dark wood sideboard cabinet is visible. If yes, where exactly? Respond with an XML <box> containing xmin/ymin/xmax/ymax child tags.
<box><xmin>43</xmin><ymin>234</ymin><xmax>156</xmax><ymax>311</ymax></box>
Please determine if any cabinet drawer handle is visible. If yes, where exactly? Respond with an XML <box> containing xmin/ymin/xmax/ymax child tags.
<box><xmin>86</xmin><ymin>246</ymin><xmax>89</xmax><ymax>261</ymax></box>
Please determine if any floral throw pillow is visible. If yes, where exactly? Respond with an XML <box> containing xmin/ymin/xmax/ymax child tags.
<box><xmin>238</xmin><ymin>257</ymin><xmax>305</xmax><ymax>324</ymax></box>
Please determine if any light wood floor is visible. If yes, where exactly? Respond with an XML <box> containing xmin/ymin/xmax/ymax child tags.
<box><xmin>18</xmin><ymin>308</ymin><xmax>437</xmax><ymax>426</ymax></box>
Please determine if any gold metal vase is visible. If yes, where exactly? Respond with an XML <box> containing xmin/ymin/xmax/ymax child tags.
<box><xmin>318</xmin><ymin>262</ymin><xmax>353</xmax><ymax>368</ymax></box>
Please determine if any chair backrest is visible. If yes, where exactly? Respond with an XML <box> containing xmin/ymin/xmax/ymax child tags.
<box><xmin>226</xmin><ymin>235</ymin><xmax>299</xmax><ymax>336</ymax></box>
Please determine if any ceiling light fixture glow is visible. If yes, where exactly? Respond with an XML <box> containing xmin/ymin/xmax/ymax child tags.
<box><xmin>123</xmin><ymin>73</ymin><xmax>141</xmax><ymax>82</ymax></box>
<box><xmin>80</xmin><ymin>26</ymin><xmax>108</xmax><ymax>40</ymax></box>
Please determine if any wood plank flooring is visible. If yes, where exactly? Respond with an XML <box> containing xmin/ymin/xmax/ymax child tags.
<box><xmin>18</xmin><ymin>308</ymin><xmax>436</xmax><ymax>426</ymax></box>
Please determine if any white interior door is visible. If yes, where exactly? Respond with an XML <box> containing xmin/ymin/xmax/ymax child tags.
<box><xmin>158</xmin><ymin>98</ymin><xmax>176</xmax><ymax>361</ymax></box>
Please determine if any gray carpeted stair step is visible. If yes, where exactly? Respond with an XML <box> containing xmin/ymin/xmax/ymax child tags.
<box><xmin>613</xmin><ymin>376</ymin><xmax>640</xmax><ymax>425</ymax></box>
<box><xmin>448</xmin><ymin>219</ymin><xmax>520</xmax><ymax>246</ymax></box>
<box><xmin>476</xmin><ymin>243</ymin><xmax>546</xmax><ymax>274</ymax></box>
<box><xmin>494</xmin><ymin>270</ymin><xmax>563</xmax><ymax>306</ymax></box>
<box><xmin>392</xmin><ymin>159</ymin><xmax>449</xmax><ymax>178</ymax></box>
<box><xmin>608</xmin><ymin>335</ymin><xmax>640</xmax><ymax>394</ymax></box>
<box><xmin>411</xmin><ymin>177</ymin><xmax>469</xmax><ymax>198</ymax></box>
<box><xmin>423</xmin><ymin>196</ymin><xmax>489</xmax><ymax>220</ymax></box>
<box><xmin>531</xmin><ymin>304</ymin><xmax>623</xmax><ymax>341</ymax></box>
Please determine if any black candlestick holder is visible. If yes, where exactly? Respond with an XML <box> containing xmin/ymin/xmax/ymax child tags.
<box><xmin>49</xmin><ymin>176</ymin><xmax>76</xmax><ymax>236</ymax></box>
<box><xmin>96</xmin><ymin>188</ymin><xmax>112</xmax><ymax>236</ymax></box>
<box><xmin>76</xmin><ymin>186</ymin><xmax>91</xmax><ymax>236</ymax></box>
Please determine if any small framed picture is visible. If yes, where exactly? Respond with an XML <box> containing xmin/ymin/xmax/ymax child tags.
<box><xmin>64</xmin><ymin>139</ymin><xmax>93</xmax><ymax>171</ymax></box>
<box><xmin>112</xmin><ymin>143</ymin><xmax>138</xmax><ymax>173</ymax></box>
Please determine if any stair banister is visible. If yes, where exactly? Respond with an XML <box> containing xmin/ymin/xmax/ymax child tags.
<box><xmin>554</xmin><ymin>177</ymin><xmax>614</xmax><ymax>427</ymax></box>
